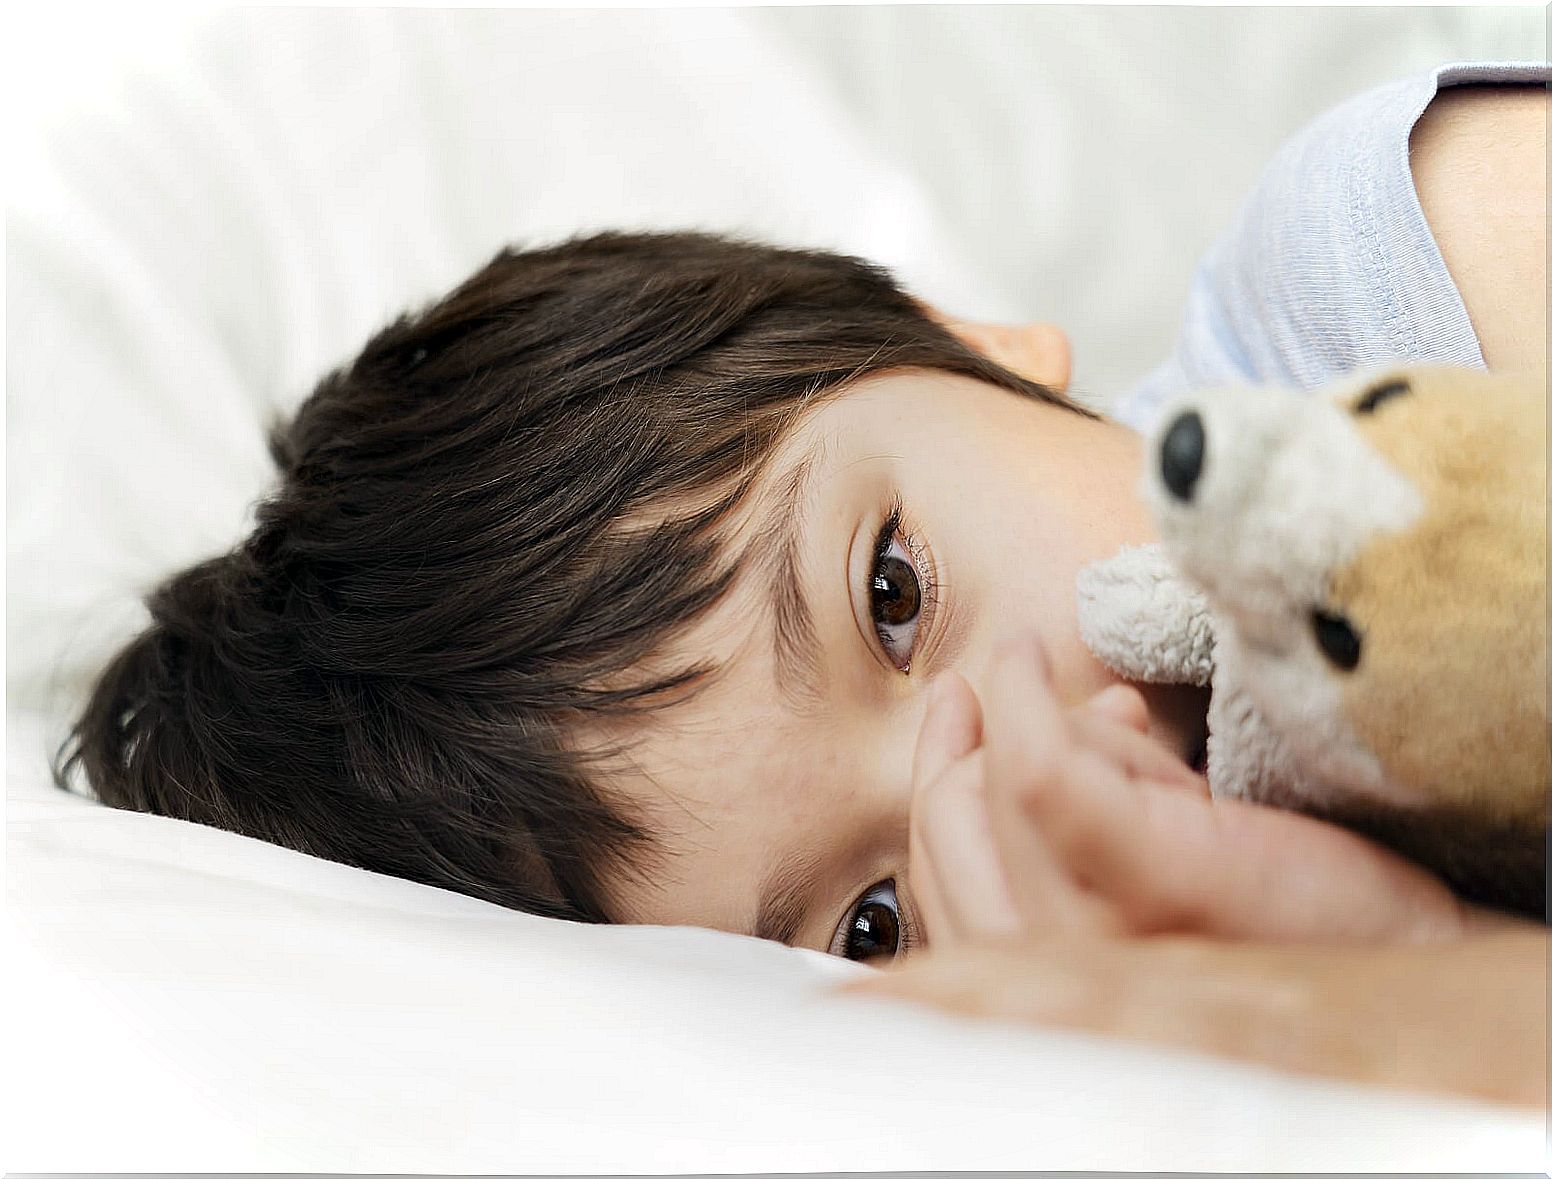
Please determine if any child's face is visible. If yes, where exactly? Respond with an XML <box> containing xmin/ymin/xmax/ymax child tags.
<box><xmin>595</xmin><ymin>368</ymin><xmax>1207</xmax><ymax>957</ymax></box>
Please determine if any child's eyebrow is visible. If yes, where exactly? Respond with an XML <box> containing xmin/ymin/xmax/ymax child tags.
<box><xmin>752</xmin><ymin>844</ymin><xmax>828</xmax><ymax>947</ymax></box>
<box><xmin>760</xmin><ymin>438</ymin><xmax>832</xmax><ymax>714</ymax></box>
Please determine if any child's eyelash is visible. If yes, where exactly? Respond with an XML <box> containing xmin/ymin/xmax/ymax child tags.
<box><xmin>871</xmin><ymin>498</ymin><xmax>905</xmax><ymax>568</ymax></box>
<box><xmin>899</xmin><ymin>899</ymin><xmax>924</xmax><ymax>955</ymax></box>
<box><xmin>870</xmin><ymin>493</ymin><xmax>940</xmax><ymax>668</ymax></box>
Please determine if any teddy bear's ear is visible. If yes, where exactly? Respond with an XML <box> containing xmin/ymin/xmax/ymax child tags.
<box><xmin>1076</xmin><ymin>543</ymin><xmax>1215</xmax><ymax>686</ymax></box>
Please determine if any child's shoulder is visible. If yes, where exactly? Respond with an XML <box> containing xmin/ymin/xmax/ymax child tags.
<box><xmin>1116</xmin><ymin>61</ymin><xmax>1549</xmax><ymax>432</ymax></box>
<box><xmin>1408</xmin><ymin>78</ymin><xmax>1548</xmax><ymax>379</ymax></box>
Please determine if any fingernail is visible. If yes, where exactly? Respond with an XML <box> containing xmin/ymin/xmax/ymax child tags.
<box><xmin>1085</xmin><ymin>683</ymin><xmax>1131</xmax><ymax>714</ymax></box>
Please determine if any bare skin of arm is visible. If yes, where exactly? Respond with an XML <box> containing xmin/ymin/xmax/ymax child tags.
<box><xmin>853</xmin><ymin>926</ymin><xmax>1547</xmax><ymax>1109</ymax></box>
<box><xmin>1410</xmin><ymin>84</ymin><xmax>1548</xmax><ymax>381</ymax></box>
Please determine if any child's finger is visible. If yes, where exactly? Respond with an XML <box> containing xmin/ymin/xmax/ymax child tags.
<box><xmin>979</xmin><ymin>634</ymin><xmax>1114</xmax><ymax>935</ymax></box>
<box><xmin>1002</xmin><ymin>744</ymin><xmax>1222</xmax><ymax>934</ymax></box>
<box><xmin>908</xmin><ymin>750</ymin><xmax>1021</xmax><ymax>948</ymax></box>
<box><xmin>1076</xmin><ymin>683</ymin><xmax>1206</xmax><ymax>793</ymax></box>
<box><xmin>909</xmin><ymin>675</ymin><xmax>1017</xmax><ymax>948</ymax></box>
<box><xmin>1082</xmin><ymin>683</ymin><xmax>1150</xmax><ymax>733</ymax></box>
<box><xmin>905</xmin><ymin>826</ymin><xmax>953</xmax><ymax>953</ymax></box>
<box><xmin>976</xmin><ymin>664</ymin><xmax>1184</xmax><ymax>925</ymax></box>
<box><xmin>908</xmin><ymin>673</ymin><xmax>991</xmax><ymax>950</ymax></box>
<box><xmin>912</xmin><ymin>672</ymin><xmax>983</xmax><ymax>795</ymax></box>
<box><xmin>1068</xmin><ymin>707</ymin><xmax>1208</xmax><ymax>795</ymax></box>
<box><xmin>1111</xmin><ymin>792</ymin><xmax>1467</xmax><ymax>943</ymax></box>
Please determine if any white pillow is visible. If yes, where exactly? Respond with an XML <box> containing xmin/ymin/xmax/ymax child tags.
<box><xmin>9</xmin><ymin>7</ymin><xmax>1546</xmax><ymax>1170</ymax></box>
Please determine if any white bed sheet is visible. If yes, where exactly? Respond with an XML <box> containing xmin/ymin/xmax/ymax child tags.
<box><xmin>11</xmin><ymin>709</ymin><xmax>1543</xmax><ymax>1172</ymax></box>
<box><xmin>8</xmin><ymin>6</ymin><xmax>1547</xmax><ymax>1171</ymax></box>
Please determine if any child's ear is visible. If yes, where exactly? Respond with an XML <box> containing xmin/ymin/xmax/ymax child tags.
<box><xmin>916</xmin><ymin>302</ymin><xmax>1072</xmax><ymax>393</ymax></box>
<box><xmin>1012</xmin><ymin>322</ymin><xmax>1072</xmax><ymax>393</ymax></box>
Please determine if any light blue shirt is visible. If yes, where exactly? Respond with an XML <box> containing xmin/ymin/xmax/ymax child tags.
<box><xmin>1117</xmin><ymin>61</ymin><xmax>1550</xmax><ymax>432</ymax></box>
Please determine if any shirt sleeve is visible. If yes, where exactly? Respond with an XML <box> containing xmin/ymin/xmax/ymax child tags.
<box><xmin>1116</xmin><ymin>60</ymin><xmax>1551</xmax><ymax>433</ymax></box>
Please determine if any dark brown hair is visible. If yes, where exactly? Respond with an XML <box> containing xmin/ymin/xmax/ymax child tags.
<box><xmin>53</xmin><ymin>229</ymin><xmax>1078</xmax><ymax>923</ymax></box>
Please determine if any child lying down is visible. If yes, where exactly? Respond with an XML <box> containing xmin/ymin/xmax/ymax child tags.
<box><xmin>56</xmin><ymin>66</ymin><xmax>1547</xmax><ymax>1105</ymax></box>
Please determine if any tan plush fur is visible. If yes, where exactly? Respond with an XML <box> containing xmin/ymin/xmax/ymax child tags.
<box><xmin>1331</xmin><ymin>368</ymin><xmax>1548</xmax><ymax>826</ymax></box>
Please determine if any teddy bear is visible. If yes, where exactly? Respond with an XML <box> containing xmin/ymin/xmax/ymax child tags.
<box><xmin>1076</xmin><ymin>366</ymin><xmax>1547</xmax><ymax>919</ymax></box>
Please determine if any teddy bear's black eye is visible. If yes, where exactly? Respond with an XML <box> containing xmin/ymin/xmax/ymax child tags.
<box><xmin>1312</xmin><ymin>609</ymin><xmax>1362</xmax><ymax>671</ymax></box>
<box><xmin>1354</xmin><ymin>379</ymin><xmax>1409</xmax><ymax>415</ymax></box>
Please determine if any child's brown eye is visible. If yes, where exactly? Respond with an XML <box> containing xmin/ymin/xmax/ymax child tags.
<box><xmin>870</xmin><ymin>537</ymin><xmax>923</xmax><ymax>670</ymax></box>
<box><xmin>835</xmin><ymin>880</ymin><xmax>904</xmax><ymax>961</ymax></box>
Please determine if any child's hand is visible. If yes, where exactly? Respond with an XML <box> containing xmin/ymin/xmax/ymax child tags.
<box><xmin>907</xmin><ymin>633</ymin><xmax>1468</xmax><ymax>951</ymax></box>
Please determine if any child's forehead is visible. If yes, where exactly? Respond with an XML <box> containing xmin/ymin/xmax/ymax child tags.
<box><xmin>747</xmin><ymin>368</ymin><xmax>960</xmax><ymax>476</ymax></box>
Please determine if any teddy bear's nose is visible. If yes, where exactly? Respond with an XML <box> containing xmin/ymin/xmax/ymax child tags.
<box><xmin>1160</xmin><ymin>410</ymin><xmax>1206</xmax><ymax>502</ymax></box>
